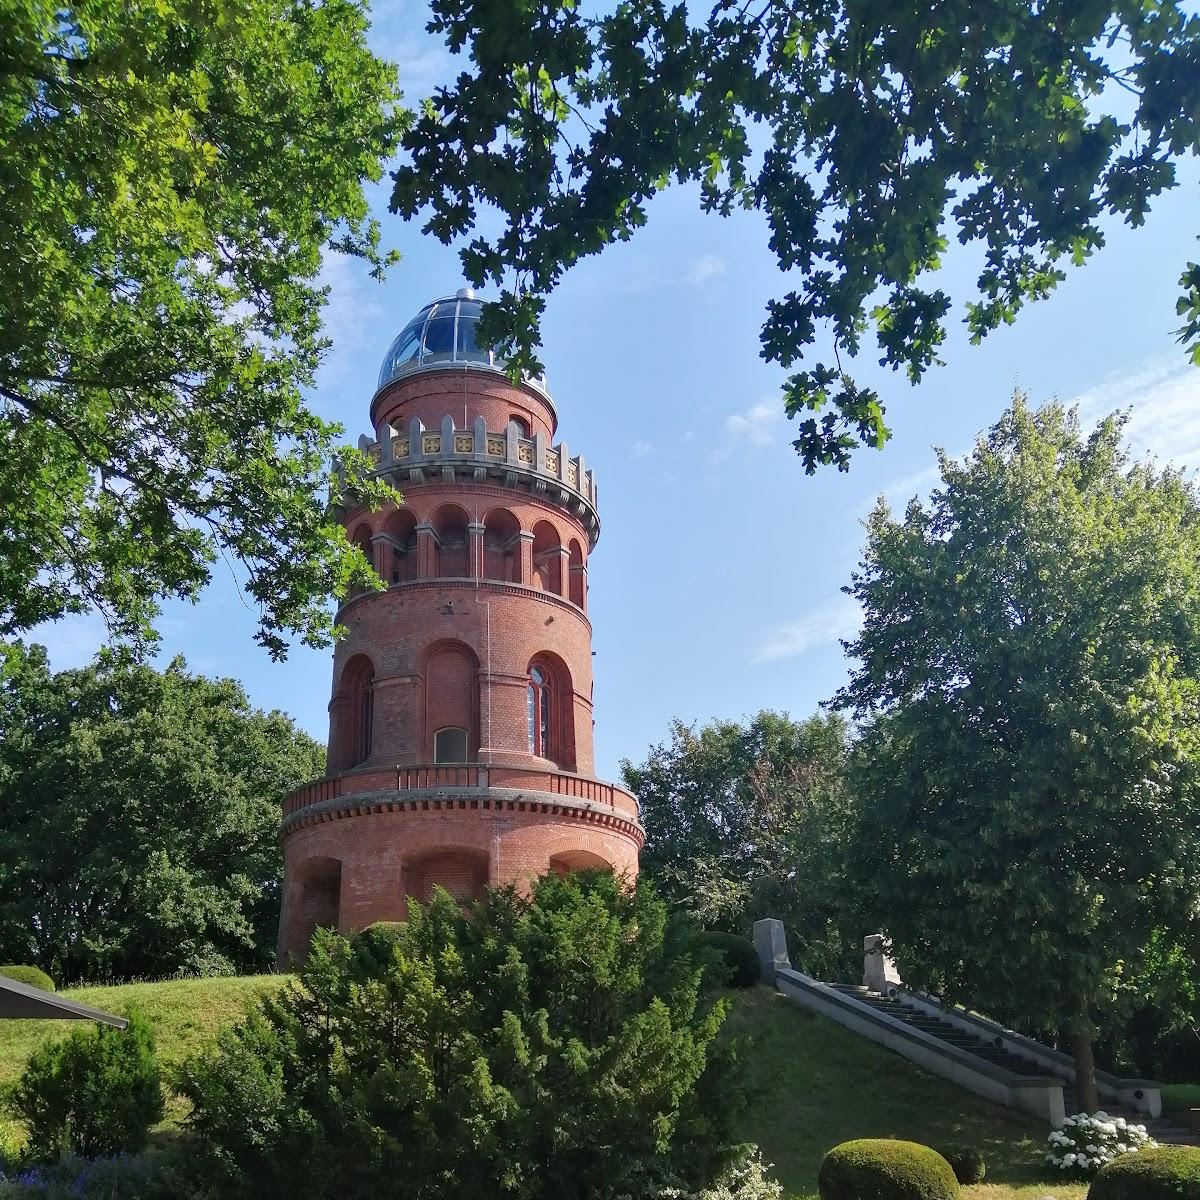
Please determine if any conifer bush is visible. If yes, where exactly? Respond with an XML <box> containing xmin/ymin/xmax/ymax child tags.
<box><xmin>180</xmin><ymin>872</ymin><xmax>747</xmax><ymax>1200</ymax></box>
<box><xmin>0</xmin><ymin>965</ymin><xmax>55</xmax><ymax>991</ymax></box>
<box><xmin>9</xmin><ymin>1012</ymin><xmax>164</xmax><ymax>1161</ymax></box>
<box><xmin>695</xmin><ymin>933</ymin><xmax>760</xmax><ymax>989</ymax></box>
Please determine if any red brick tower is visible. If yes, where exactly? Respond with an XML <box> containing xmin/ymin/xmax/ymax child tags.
<box><xmin>277</xmin><ymin>290</ymin><xmax>642</xmax><ymax>962</ymax></box>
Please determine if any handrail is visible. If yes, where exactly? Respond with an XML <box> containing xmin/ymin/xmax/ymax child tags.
<box><xmin>282</xmin><ymin>765</ymin><xmax>637</xmax><ymax>820</ymax></box>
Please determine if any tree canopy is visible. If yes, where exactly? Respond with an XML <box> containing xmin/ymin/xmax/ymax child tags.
<box><xmin>836</xmin><ymin>395</ymin><xmax>1200</xmax><ymax>1108</ymax></box>
<box><xmin>623</xmin><ymin>710</ymin><xmax>857</xmax><ymax>980</ymax></box>
<box><xmin>395</xmin><ymin>0</ymin><xmax>1200</xmax><ymax>470</ymax></box>
<box><xmin>0</xmin><ymin>643</ymin><xmax>324</xmax><ymax>982</ymax></box>
<box><xmin>1</xmin><ymin>0</ymin><xmax>401</xmax><ymax>659</ymax></box>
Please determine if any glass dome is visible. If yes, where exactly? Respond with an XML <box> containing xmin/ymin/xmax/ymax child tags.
<box><xmin>376</xmin><ymin>289</ymin><xmax>549</xmax><ymax>398</ymax></box>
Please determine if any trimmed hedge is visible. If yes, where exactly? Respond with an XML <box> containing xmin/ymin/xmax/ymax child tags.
<box><xmin>818</xmin><ymin>1139</ymin><xmax>959</xmax><ymax>1200</ymax></box>
<box><xmin>697</xmin><ymin>932</ymin><xmax>760</xmax><ymax>988</ymax></box>
<box><xmin>933</xmin><ymin>1144</ymin><xmax>986</xmax><ymax>1184</ymax></box>
<box><xmin>0</xmin><ymin>964</ymin><xmax>55</xmax><ymax>992</ymax></box>
<box><xmin>1087</xmin><ymin>1146</ymin><xmax>1200</xmax><ymax>1199</ymax></box>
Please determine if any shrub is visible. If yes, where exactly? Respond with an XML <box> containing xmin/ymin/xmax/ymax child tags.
<box><xmin>0</xmin><ymin>1153</ymin><xmax>190</xmax><ymax>1199</ymax></box>
<box><xmin>0</xmin><ymin>966</ymin><xmax>55</xmax><ymax>992</ymax></box>
<box><xmin>179</xmin><ymin>873</ymin><xmax>744</xmax><ymax>1200</ymax></box>
<box><xmin>817</xmin><ymin>1139</ymin><xmax>959</xmax><ymax>1200</ymax></box>
<box><xmin>1087</xmin><ymin>1145</ymin><xmax>1200</xmax><ymax>1199</ymax></box>
<box><xmin>9</xmin><ymin>1012</ymin><xmax>165</xmax><ymax>1161</ymax></box>
<box><xmin>1045</xmin><ymin>1111</ymin><xmax>1157</xmax><ymax>1178</ymax></box>
<box><xmin>933</xmin><ymin>1144</ymin><xmax>985</xmax><ymax>1184</ymax></box>
<box><xmin>348</xmin><ymin>921</ymin><xmax>406</xmax><ymax>975</ymax></box>
<box><xmin>697</xmin><ymin>933</ymin><xmax>760</xmax><ymax>989</ymax></box>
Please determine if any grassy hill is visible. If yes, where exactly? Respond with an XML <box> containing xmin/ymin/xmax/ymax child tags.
<box><xmin>0</xmin><ymin>976</ymin><xmax>1084</xmax><ymax>1199</ymax></box>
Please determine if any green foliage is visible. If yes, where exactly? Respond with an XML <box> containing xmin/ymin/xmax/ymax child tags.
<box><xmin>623</xmin><ymin>711</ymin><xmax>857</xmax><ymax>981</ymax></box>
<box><xmin>348</xmin><ymin>921</ymin><xmax>407</xmax><ymax>977</ymax></box>
<box><xmin>8</xmin><ymin>1013</ymin><xmax>164</xmax><ymax>1161</ymax></box>
<box><xmin>394</xmin><ymin>0</ymin><xmax>1200</xmax><ymax>472</ymax></box>
<box><xmin>0</xmin><ymin>644</ymin><xmax>325</xmax><ymax>983</ymax></box>
<box><xmin>0</xmin><ymin>0</ymin><xmax>403</xmax><ymax>658</ymax></box>
<box><xmin>1087</xmin><ymin>1146</ymin><xmax>1200</xmax><ymax>1199</ymax></box>
<box><xmin>695</xmin><ymin>933</ymin><xmax>760</xmax><ymax>990</ymax></box>
<box><xmin>932</xmin><ymin>1144</ymin><xmax>986</xmax><ymax>1185</ymax></box>
<box><xmin>0</xmin><ymin>1153</ymin><xmax>187</xmax><ymax>1199</ymax></box>
<box><xmin>836</xmin><ymin>395</ymin><xmax>1200</xmax><ymax>1102</ymax></box>
<box><xmin>0</xmin><ymin>967</ymin><xmax>54</xmax><ymax>993</ymax></box>
<box><xmin>178</xmin><ymin>872</ymin><xmax>743</xmax><ymax>1200</ymax></box>
<box><xmin>817</xmin><ymin>1139</ymin><xmax>959</xmax><ymax>1200</ymax></box>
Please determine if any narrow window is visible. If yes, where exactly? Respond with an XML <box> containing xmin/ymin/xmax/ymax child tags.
<box><xmin>527</xmin><ymin>666</ymin><xmax>551</xmax><ymax>757</ymax></box>
<box><xmin>357</xmin><ymin>670</ymin><xmax>374</xmax><ymax>764</ymax></box>
<box><xmin>434</xmin><ymin>726</ymin><xmax>468</xmax><ymax>763</ymax></box>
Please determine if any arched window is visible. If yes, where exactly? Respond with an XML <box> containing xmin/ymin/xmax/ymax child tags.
<box><xmin>527</xmin><ymin>665</ymin><xmax>551</xmax><ymax>757</ymax></box>
<box><xmin>434</xmin><ymin>726</ymin><xmax>468</xmax><ymax>763</ymax></box>
<box><xmin>508</xmin><ymin>415</ymin><xmax>530</xmax><ymax>438</ymax></box>
<box><xmin>357</xmin><ymin>668</ymin><xmax>374</xmax><ymax>764</ymax></box>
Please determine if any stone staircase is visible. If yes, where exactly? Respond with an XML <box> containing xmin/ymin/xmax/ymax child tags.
<box><xmin>831</xmin><ymin>984</ymin><xmax>1199</xmax><ymax>1146</ymax></box>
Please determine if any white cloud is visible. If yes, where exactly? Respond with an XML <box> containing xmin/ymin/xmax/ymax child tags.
<box><xmin>751</xmin><ymin>597</ymin><xmax>862</xmax><ymax>664</ymax></box>
<box><xmin>685</xmin><ymin>255</ymin><xmax>727</xmax><ymax>286</ymax></box>
<box><xmin>1073</xmin><ymin>356</ymin><xmax>1200</xmax><ymax>469</ymax></box>
<box><xmin>720</xmin><ymin>398</ymin><xmax>777</xmax><ymax>446</ymax></box>
<box><xmin>630</xmin><ymin>439</ymin><xmax>653</xmax><ymax>459</ymax></box>
<box><xmin>860</xmin><ymin>463</ymin><xmax>942</xmax><ymax>517</ymax></box>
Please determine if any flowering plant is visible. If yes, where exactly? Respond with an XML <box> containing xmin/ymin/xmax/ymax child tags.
<box><xmin>1044</xmin><ymin>1111</ymin><xmax>1157</xmax><ymax>1177</ymax></box>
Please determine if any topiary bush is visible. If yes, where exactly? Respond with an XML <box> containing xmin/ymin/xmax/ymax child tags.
<box><xmin>0</xmin><ymin>965</ymin><xmax>55</xmax><ymax>991</ymax></box>
<box><xmin>818</xmin><ymin>1139</ymin><xmax>959</xmax><ymax>1200</ymax></box>
<box><xmin>933</xmin><ymin>1144</ymin><xmax>985</xmax><ymax>1184</ymax></box>
<box><xmin>696</xmin><ymin>932</ymin><xmax>760</xmax><ymax>988</ymax></box>
<box><xmin>9</xmin><ymin>1011</ymin><xmax>165</xmax><ymax>1161</ymax></box>
<box><xmin>1087</xmin><ymin>1145</ymin><xmax>1200</xmax><ymax>1199</ymax></box>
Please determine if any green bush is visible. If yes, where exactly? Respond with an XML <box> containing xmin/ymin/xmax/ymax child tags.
<box><xmin>0</xmin><ymin>965</ymin><xmax>55</xmax><ymax>991</ymax></box>
<box><xmin>818</xmin><ymin>1139</ymin><xmax>959</xmax><ymax>1200</ymax></box>
<box><xmin>697</xmin><ymin>932</ymin><xmax>761</xmax><ymax>988</ymax></box>
<box><xmin>9</xmin><ymin>1011</ymin><xmax>165</xmax><ymax>1161</ymax></box>
<box><xmin>348</xmin><ymin>920</ymin><xmax>406</xmax><ymax>975</ymax></box>
<box><xmin>1087</xmin><ymin>1145</ymin><xmax>1200</xmax><ymax>1199</ymax></box>
<box><xmin>180</xmin><ymin>873</ymin><xmax>743</xmax><ymax>1200</ymax></box>
<box><xmin>933</xmin><ymin>1143</ymin><xmax>985</xmax><ymax>1184</ymax></box>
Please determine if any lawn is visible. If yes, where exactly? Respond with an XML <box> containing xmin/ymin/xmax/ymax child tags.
<box><xmin>1163</xmin><ymin>1084</ymin><xmax>1200</xmax><ymax>1118</ymax></box>
<box><xmin>728</xmin><ymin>985</ymin><xmax>1086</xmax><ymax>1200</ymax></box>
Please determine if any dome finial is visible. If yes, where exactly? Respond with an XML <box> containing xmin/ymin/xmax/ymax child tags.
<box><xmin>456</xmin><ymin>286</ymin><xmax>475</xmax><ymax>300</ymax></box>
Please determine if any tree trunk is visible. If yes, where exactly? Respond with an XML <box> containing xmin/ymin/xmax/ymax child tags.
<box><xmin>1070</xmin><ymin>1021</ymin><xmax>1099</xmax><ymax>1114</ymax></box>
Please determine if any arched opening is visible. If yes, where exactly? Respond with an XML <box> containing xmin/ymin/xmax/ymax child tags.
<box><xmin>531</xmin><ymin>520</ymin><xmax>561</xmax><ymax>593</ymax></box>
<box><xmin>423</xmin><ymin>641</ymin><xmax>478</xmax><ymax>762</ymax></box>
<box><xmin>433</xmin><ymin>726</ymin><xmax>468</xmax><ymax>763</ymax></box>
<box><xmin>432</xmin><ymin>504</ymin><xmax>470</xmax><ymax>578</ymax></box>
<box><xmin>384</xmin><ymin>508</ymin><xmax>419</xmax><ymax>584</ymax></box>
<box><xmin>403</xmin><ymin>847</ymin><xmax>488</xmax><ymax>908</ymax></box>
<box><xmin>508</xmin><ymin>415</ymin><xmax>530</xmax><ymax>438</ymax></box>
<box><xmin>549</xmin><ymin>849</ymin><xmax>613</xmax><ymax>876</ymax></box>
<box><xmin>483</xmin><ymin>508</ymin><xmax>522</xmax><ymax>583</ymax></box>
<box><xmin>285</xmin><ymin>856</ymin><xmax>341</xmax><ymax>962</ymax></box>
<box><xmin>526</xmin><ymin>653</ymin><xmax>576</xmax><ymax>769</ymax></box>
<box><xmin>568</xmin><ymin>538</ymin><xmax>585</xmax><ymax>608</ymax></box>
<box><xmin>331</xmin><ymin>654</ymin><xmax>376</xmax><ymax>770</ymax></box>
<box><xmin>349</xmin><ymin>521</ymin><xmax>374</xmax><ymax>594</ymax></box>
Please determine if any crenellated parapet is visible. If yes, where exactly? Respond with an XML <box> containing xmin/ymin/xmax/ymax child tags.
<box><xmin>341</xmin><ymin>413</ymin><xmax>599</xmax><ymax>541</ymax></box>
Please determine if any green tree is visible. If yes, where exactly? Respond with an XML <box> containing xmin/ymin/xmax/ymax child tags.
<box><xmin>1</xmin><ymin>0</ymin><xmax>402</xmax><ymax>658</ymax></box>
<box><xmin>179</xmin><ymin>872</ymin><xmax>744</xmax><ymax>1200</ymax></box>
<box><xmin>0</xmin><ymin>643</ymin><xmax>325</xmax><ymax>982</ymax></box>
<box><xmin>623</xmin><ymin>711</ymin><xmax>857</xmax><ymax>980</ymax></box>
<box><xmin>835</xmin><ymin>395</ymin><xmax>1200</xmax><ymax>1110</ymax></box>
<box><xmin>395</xmin><ymin>1</ymin><xmax>1200</xmax><ymax>471</ymax></box>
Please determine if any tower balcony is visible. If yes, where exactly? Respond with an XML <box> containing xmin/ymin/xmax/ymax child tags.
<box><xmin>338</xmin><ymin>414</ymin><xmax>599</xmax><ymax>543</ymax></box>
<box><xmin>281</xmin><ymin>764</ymin><xmax>643</xmax><ymax>842</ymax></box>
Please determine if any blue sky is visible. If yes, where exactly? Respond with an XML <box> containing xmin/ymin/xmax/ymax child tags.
<box><xmin>35</xmin><ymin>6</ymin><xmax>1200</xmax><ymax>782</ymax></box>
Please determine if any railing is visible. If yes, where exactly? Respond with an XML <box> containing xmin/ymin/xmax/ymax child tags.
<box><xmin>282</xmin><ymin>765</ymin><xmax>639</xmax><ymax>821</ymax></box>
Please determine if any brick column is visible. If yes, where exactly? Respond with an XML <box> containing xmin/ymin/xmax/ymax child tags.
<box><xmin>416</xmin><ymin>521</ymin><xmax>437</xmax><ymax>578</ymax></box>
<box><xmin>515</xmin><ymin>531</ymin><xmax>534</xmax><ymax>586</ymax></box>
